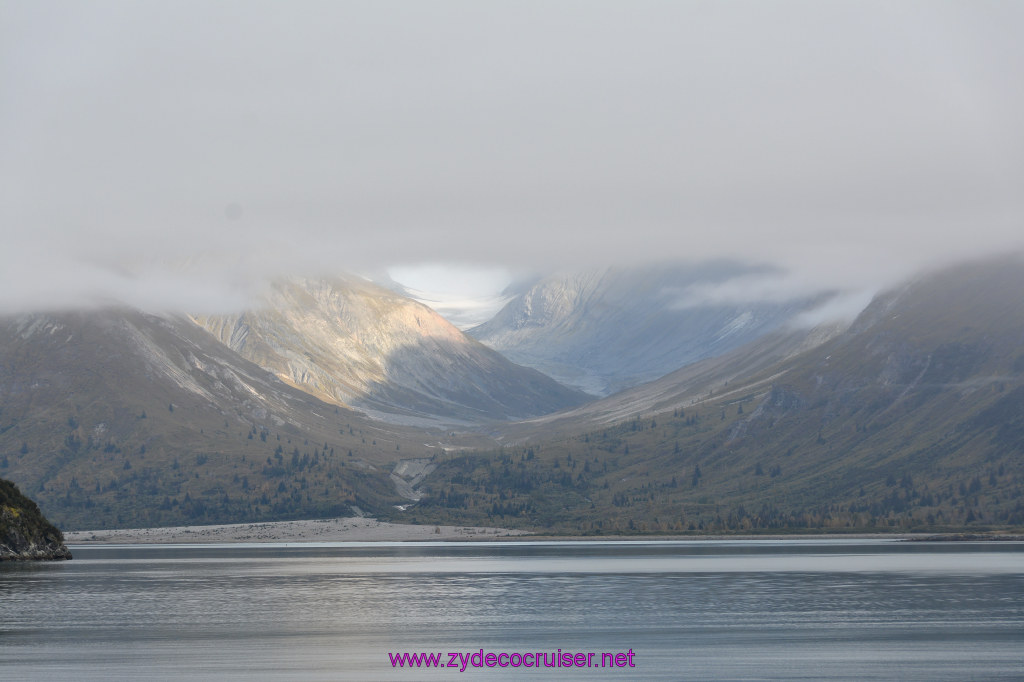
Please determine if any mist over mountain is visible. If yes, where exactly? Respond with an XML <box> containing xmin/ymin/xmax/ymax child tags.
<box><xmin>1</xmin><ymin>256</ymin><xmax>1022</xmax><ymax>534</ymax></box>
<box><xmin>4</xmin><ymin>0</ymin><xmax>1024</xmax><ymax>543</ymax></box>
<box><xmin>193</xmin><ymin>275</ymin><xmax>588</xmax><ymax>425</ymax></box>
<box><xmin>6</xmin><ymin>2</ymin><xmax>1024</xmax><ymax>312</ymax></box>
<box><xmin>468</xmin><ymin>262</ymin><xmax>825</xmax><ymax>395</ymax></box>
<box><xmin>376</xmin><ymin>266</ymin><xmax>524</xmax><ymax>330</ymax></box>
<box><xmin>411</xmin><ymin>257</ymin><xmax>1024</xmax><ymax>533</ymax></box>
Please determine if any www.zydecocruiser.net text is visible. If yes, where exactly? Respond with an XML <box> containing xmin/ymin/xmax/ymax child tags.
<box><xmin>389</xmin><ymin>648</ymin><xmax>636</xmax><ymax>671</ymax></box>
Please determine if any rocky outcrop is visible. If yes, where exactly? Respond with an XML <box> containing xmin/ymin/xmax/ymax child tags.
<box><xmin>194</xmin><ymin>276</ymin><xmax>589</xmax><ymax>424</ymax></box>
<box><xmin>0</xmin><ymin>478</ymin><xmax>72</xmax><ymax>561</ymax></box>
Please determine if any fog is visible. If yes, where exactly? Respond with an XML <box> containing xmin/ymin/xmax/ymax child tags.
<box><xmin>3</xmin><ymin>1</ymin><xmax>1023</xmax><ymax>314</ymax></box>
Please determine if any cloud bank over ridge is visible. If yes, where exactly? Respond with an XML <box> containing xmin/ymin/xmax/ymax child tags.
<box><xmin>3</xmin><ymin>1</ymin><xmax>1023</xmax><ymax>313</ymax></box>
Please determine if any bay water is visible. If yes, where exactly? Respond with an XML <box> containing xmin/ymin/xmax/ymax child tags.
<box><xmin>2</xmin><ymin>539</ymin><xmax>1022</xmax><ymax>680</ymax></box>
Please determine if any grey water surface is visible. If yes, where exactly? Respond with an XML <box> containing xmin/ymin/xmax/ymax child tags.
<box><xmin>2</xmin><ymin>539</ymin><xmax>1022</xmax><ymax>680</ymax></box>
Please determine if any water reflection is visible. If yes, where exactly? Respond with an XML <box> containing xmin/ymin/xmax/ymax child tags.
<box><xmin>2</xmin><ymin>540</ymin><xmax>1022</xmax><ymax>680</ymax></box>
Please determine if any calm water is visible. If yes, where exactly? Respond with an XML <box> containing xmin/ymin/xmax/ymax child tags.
<box><xmin>1</xmin><ymin>540</ymin><xmax>1022</xmax><ymax>680</ymax></box>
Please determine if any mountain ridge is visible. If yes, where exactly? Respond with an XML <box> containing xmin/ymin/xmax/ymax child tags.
<box><xmin>469</xmin><ymin>262</ymin><xmax>822</xmax><ymax>395</ymax></box>
<box><xmin>194</xmin><ymin>276</ymin><xmax>589</xmax><ymax>425</ymax></box>
<box><xmin>3</xmin><ymin>257</ymin><xmax>1022</xmax><ymax>535</ymax></box>
<box><xmin>405</xmin><ymin>257</ymin><xmax>1024</xmax><ymax>533</ymax></box>
<box><xmin>0</xmin><ymin>307</ymin><xmax>490</xmax><ymax>529</ymax></box>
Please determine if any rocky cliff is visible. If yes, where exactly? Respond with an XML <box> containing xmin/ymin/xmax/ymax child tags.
<box><xmin>0</xmin><ymin>478</ymin><xmax>71</xmax><ymax>561</ymax></box>
<box><xmin>194</xmin><ymin>276</ymin><xmax>588</xmax><ymax>424</ymax></box>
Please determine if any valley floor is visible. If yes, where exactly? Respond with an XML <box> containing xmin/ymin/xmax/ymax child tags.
<box><xmin>63</xmin><ymin>516</ymin><xmax>527</xmax><ymax>544</ymax></box>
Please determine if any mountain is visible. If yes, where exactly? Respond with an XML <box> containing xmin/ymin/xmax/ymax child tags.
<box><xmin>405</xmin><ymin>258</ymin><xmax>1024</xmax><ymax>534</ymax></box>
<box><xmin>495</xmin><ymin>321</ymin><xmax>844</xmax><ymax>442</ymax></box>
<box><xmin>468</xmin><ymin>262</ymin><xmax>819</xmax><ymax>395</ymax></box>
<box><xmin>0</xmin><ymin>477</ymin><xmax>71</xmax><ymax>560</ymax></box>
<box><xmin>5</xmin><ymin>258</ymin><xmax>1022</xmax><ymax>536</ymax></box>
<box><xmin>0</xmin><ymin>308</ymin><xmax>490</xmax><ymax>530</ymax></box>
<box><xmin>193</xmin><ymin>276</ymin><xmax>588</xmax><ymax>425</ymax></box>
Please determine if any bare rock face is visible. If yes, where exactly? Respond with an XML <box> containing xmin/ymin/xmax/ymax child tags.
<box><xmin>469</xmin><ymin>263</ymin><xmax>816</xmax><ymax>396</ymax></box>
<box><xmin>0</xmin><ymin>478</ymin><xmax>71</xmax><ymax>561</ymax></box>
<box><xmin>194</xmin><ymin>275</ymin><xmax>588</xmax><ymax>424</ymax></box>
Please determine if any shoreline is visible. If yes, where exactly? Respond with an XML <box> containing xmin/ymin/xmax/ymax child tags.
<box><xmin>64</xmin><ymin>516</ymin><xmax>527</xmax><ymax>544</ymax></box>
<box><xmin>64</xmin><ymin>518</ymin><xmax>1024</xmax><ymax>545</ymax></box>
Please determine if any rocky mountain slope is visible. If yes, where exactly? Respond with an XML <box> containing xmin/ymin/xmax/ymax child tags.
<box><xmin>0</xmin><ymin>477</ymin><xmax>71</xmax><ymax>560</ymax></box>
<box><xmin>409</xmin><ymin>258</ymin><xmax>1024</xmax><ymax>534</ymax></box>
<box><xmin>468</xmin><ymin>263</ymin><xmax>818</xmax><ymax>395</ymax></box>
<box><xmin>495</xmin><ymin>321</ymin><xmax>844</xmax><ymax>442</ymax></box>
<box><xmin>194</xmin><ymin>276</ymin><xmax>588</xmax><ymax>424</ymax></box>
<box><xmin>5</xmin><ymin>258</ymin><xmax>1022</xmax><ymax>536</ymax></box>
<box><xmin>0</xmin><ymin>308</ymin><xmax>490</xmax><ymax>530</ymax></box>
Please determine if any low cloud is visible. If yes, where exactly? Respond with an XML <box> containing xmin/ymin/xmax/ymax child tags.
<box><xmin>668</xmin><ymin>271</ymin><xmax>828</xmax><ymax>309</ymax></box>
<box><xmin>0</xmin><ymin>250</ymin><xmax>269</xmax><ymax>315</ymax></box>
<box><xmin>3</xmin><ymin>2</ymin><xmax>1023</xmax><ymax>314</ymax></box>
<box><xmin>790</xmin><ymin>290</ymin><xmax>878</xmax><ymax>328</ymax></box>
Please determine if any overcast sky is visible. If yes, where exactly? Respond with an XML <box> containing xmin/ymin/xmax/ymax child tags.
<box><xmin>3</xmin><ymin>1</ymin><xmax>1023</xmax><ymax>314</ymax></box>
